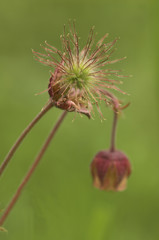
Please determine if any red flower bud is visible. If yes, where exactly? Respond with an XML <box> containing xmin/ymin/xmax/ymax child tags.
<box><xmin>91</xmin><ymin>150</ymin><xmax>131</xmax><ymax>191</ymax></box>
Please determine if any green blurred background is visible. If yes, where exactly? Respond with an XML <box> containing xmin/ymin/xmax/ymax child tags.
<box><xmin>0</xmin><ymin>0</ymin><xmax>158</xmax><ymax>239</ymax></box>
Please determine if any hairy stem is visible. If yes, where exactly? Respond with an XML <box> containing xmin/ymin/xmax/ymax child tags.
<box><xmin>0</xmin><ymin>110</ymin><xmax>67</xmax><ymax>227</ymax></box>
<box><xmin>110</xmin><ymin>111</ymin><xmax>118</xmax><ymax>152</ymax></box>
<box><xmin>0</xmin><ymin>102</ymin><xmax>54</xmax><ymax>177</ymax></box>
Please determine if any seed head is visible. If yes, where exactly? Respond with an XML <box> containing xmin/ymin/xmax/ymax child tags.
<box><xmin>91</xmin><ymin>150</ymin><xmax>131</xmax><ymax>191</ymax></box>
<box><xmin>33</xmin><ymin>22</ymin><xmax>127</xmax><ymax>118</ymax></box>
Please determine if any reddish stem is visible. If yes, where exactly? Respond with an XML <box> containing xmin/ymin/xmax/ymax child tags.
<box><xmin>0</xmin><ymin>102</ymin><xmax>54</xmax><ymax>177</ymax></box>
<box><xmin>0</xmin><ymin>110</ymin><xmax>67</xmax><ymax>227</ymax></box>
<box><xmin>110</xmin><ymin>111</ymin><xmax>118</xmax><ymax>152</ymax></box>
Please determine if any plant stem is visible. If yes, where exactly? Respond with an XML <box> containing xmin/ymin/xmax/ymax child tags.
<box><xmin>110</xmin><ymin>111</ymin><xmax>118</xmax><ymax>152</ymax></box>
<box><xmin>0</xmin><ymin>102</ymin><xmax>54</xmax><ymax>177</ymax></box>
<box><xmin>0</xmin><ymin>110</ymin><xmax>67</xmax><ymax>227</ymax></box>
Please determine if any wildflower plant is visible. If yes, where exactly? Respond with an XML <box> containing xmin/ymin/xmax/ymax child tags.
<box><xmin>0</xmin><ymin>22</ymin><xmax>131</xmax><ymax>231</ymax></box>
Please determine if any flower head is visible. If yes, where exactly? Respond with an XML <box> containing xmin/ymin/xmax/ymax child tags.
<box><xmin>33</xmin><ymin>22</ymin><xmax>127</xmax><ymax>118</ymax></box>
<box><xmin>91</xmin><ymin>150</ymin><xmax>131</xmax><ymax>191</ymax></box>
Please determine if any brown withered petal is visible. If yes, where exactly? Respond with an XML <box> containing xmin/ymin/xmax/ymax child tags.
<box><xmin>91</xmin><ymin>150</ymin><xmax>131</xmax><ymax>191</ymax></box>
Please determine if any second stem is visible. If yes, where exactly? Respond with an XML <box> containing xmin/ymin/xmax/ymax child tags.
<box><xmin>110</xmin><ymin>111</ymin><xmax>118</xmax><ymax>152</ymax></box>
<box><xmin>0</xmin><ymin>110</ymin><xmax>67</xmax><ymax>227</ymax></box>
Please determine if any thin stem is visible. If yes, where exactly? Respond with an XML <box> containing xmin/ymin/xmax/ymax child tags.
<box><xmin>0</xmin><ymin>110</ymin><xmax>67</xmax><ymax>227</ymax></box>
<box><xmin>110</xmin><ymin>111</ymin><xmax>118</xmax><ymax>152</ymax></box>
<box><xmin>0</xmin><ymin>102</ymin><xmax>54</xmax><ymax>177</ymax></box>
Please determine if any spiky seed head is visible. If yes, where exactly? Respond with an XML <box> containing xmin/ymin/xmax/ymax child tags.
<box><xmin>33</xmin><ymin>22</ymin><xmax>128</xmax><ymax>118</ymax></box>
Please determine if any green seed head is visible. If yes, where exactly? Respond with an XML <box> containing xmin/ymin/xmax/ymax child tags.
<box><xmin>33</xmin><ymin>22</ymin><xmax>128</xmax><ymax>118</ymax></box>
<box><xmin>66</xmin><ymin>64</ymin><xmax>90</xmax><ymax>89</ymax></box>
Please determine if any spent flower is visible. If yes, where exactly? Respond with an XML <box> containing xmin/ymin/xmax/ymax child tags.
<box><xmin>33</xmin><ymin>22</ymin><xmax>127</xmax><ymax>118</ymax></box>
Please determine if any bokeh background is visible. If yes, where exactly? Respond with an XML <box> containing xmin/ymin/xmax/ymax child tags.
<box><xmin>0</xmin><ymin>0</ymin><xmax>158</xmax><ymax>239</ymax></box>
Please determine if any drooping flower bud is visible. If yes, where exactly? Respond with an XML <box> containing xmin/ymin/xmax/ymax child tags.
<box><xmin>91</xmin><ymin>150</ymin><xmax>131</xmax><ymax>191</ymax></box>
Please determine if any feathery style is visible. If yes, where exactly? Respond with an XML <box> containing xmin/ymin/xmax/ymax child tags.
<box><xmin>33</xmin><ymin>23</ymin><xmax>127</xmax><ymax>118</ymax></box>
